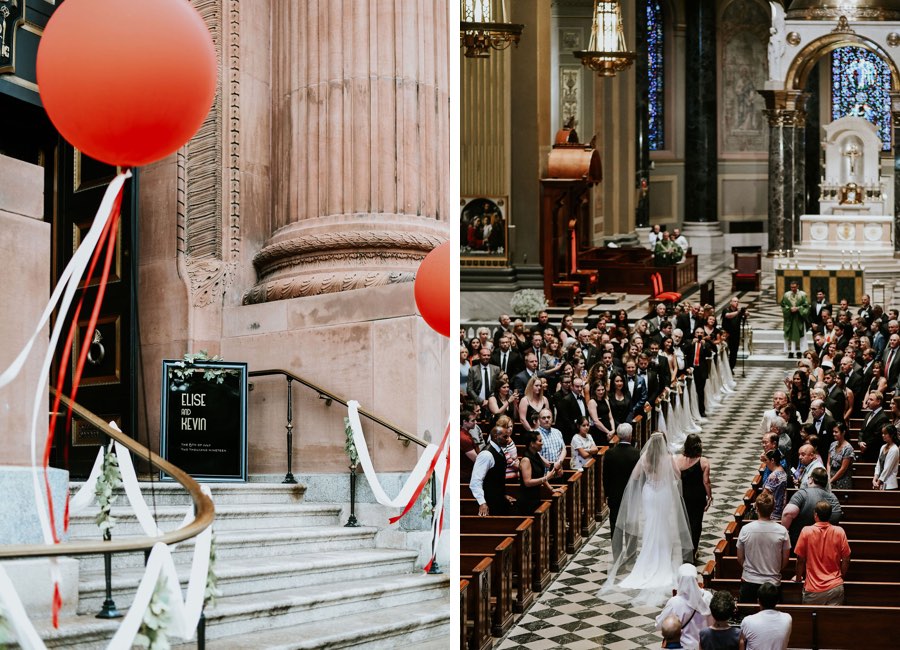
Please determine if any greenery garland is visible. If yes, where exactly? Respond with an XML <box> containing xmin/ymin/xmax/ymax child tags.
<box><xmin>95</xmin><ymin>445</ymin><xmax>123</xmax><ymax>539</ymax></box>
<box><xmin>204</xmin><ymin>532</ymin><xmax>222</xmax><ymax>609</ymax></box>
<box><xmin>420</xmin><ymin>479</ymin><xmax>433</xmax><ymax>520</ymax></box>
<box><xmin>170</xmin><ymin>350</ymin><xmax>239</xmax><ymax>385</ymax></box>
<box><xmin>343</xmin><ymin>417</ymin><xmax>359</xmax><ymax>467</ymax></box>
<box><xmin>134</xmin><ymin>576</ymin><xmax>171</xmax><ymax>650</ymax></box>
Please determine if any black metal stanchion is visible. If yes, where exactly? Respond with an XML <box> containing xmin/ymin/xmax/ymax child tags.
<box><xmin>197</xmin><ymin>610</ymin><xmax>207</xmax><ymax>650</ymax></box>
<box><xmin>283</xmin><ymin>377</ymin><xmax>297</xmax><ymax>484</ymax></box>
<box><xmin>344</xmin><ymin>462</ymin><xmax>359</xmax><ymax>527</ymax></box>
<box><xmin>97</xmin><ymin>438</ymin><xmax>121</xmax><ymax>619</ymax></box>
<box><xmin>427</xmin><ymin>472</ymin><xmax>442</xmax><ymax>574</ymax></box>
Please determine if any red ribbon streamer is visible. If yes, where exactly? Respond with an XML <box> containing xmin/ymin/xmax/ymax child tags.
<box><xmin>423</xmin><ymin>442</ymin><xmax>451</xmax><ymax>573</ymax></box>
<box><xmin>387</xmin><ymin>421</ymin><xmax>451</xmax><ymax>525</ymax></box>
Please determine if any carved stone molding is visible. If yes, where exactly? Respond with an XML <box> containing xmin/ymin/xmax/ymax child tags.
<box><xmin>243</xmin><ymin>217</ymin><xmax>448</xmax><ymax>303</ymax></box>
<box><xmin>764</xmin><ymin>108</ymin><xmax>806</xmax><ymax>127</ymax></box>
<box><xmin>186</xmin><ymin>258</ymin><xmax>233</xmax><ymax>308</ymax></box>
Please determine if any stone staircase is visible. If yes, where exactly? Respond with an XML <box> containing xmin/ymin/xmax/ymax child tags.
<box><xmin>31</xmin><ymin>482</ymin><xmax>449</xmax><ymax>648</ymax></box>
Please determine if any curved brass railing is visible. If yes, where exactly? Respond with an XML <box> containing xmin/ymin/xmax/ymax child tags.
<box><xmin>249</xmin><ymin>368</ymin><xmax>428</xmax><ymax>448</ymax></box>
<box><xmin>0</xmin><ymin>389</ymin><xmax>215</xmax><ymax>559</ymax></box>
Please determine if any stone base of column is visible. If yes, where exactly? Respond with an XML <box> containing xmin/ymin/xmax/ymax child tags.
<box><xmin>243</xmin><ymin>215</ymin><xmax>448</xmax><ymax>304</ymax></box>
<box><xmin>634</xmin><ymin>227</ymin><xmax>653</xmax><ymax>250</ymax></box>
<box><xmin>682</xmin><ymin>222</ymin><xmax>725</xmax><ymax>255</ymax></box>
<box><xmin>0</xmin><ymin>465</ymin><xmax>69</xmax><ymax>544</ymax></box>
<box><xmin>0</xmin><ymin>557</ymin><xmax>79</xmax><ymax>618</ymax></box>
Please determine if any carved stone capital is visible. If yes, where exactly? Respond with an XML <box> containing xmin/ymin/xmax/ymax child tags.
<box><xmin>186</xmin><ymin>258</ymin><xmax>234</xmax><ymax>308</ymax></box>
<box><xmin>764</xmin><ymin>108</ymin><xmax>805</xmax><ymax>127</ymax></box>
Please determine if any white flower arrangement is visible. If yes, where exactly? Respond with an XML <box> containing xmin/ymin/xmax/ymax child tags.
<box><xmin>95</xmin><ymin>446</ymin><xmax>123</xmax><ymax>539</ymax></box>
<box><xmin>510</xmin><ymin>289</ymin><xmax>549</xmax><ymax>321</ymax></box>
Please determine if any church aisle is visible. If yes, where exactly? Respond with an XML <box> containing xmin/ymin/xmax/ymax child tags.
<box><xmin>496</xmin><ymin>365</ymin><xmax>788</xmax><ymax>649</ymax></box>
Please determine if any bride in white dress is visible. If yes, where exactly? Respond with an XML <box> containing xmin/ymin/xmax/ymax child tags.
<box><xmin>600</xmin><ymin>431</ymin><xmax>694</xmax><ymax>605</ymax></box>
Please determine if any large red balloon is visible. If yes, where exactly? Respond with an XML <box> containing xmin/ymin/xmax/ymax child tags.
<box><xmin>37</xmin><ymin>0</ymin><xmax>216</xmax><ymax>167</ymax></box>
<box><xmin>415</xmin><ymin>241</ymin><xmax>450</xmax><ymax>338</ymax></box>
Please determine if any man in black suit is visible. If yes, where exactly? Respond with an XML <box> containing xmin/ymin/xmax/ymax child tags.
<box><xmin>490</xmin><ymin>334</ymin><xmax>523</xmax><ymax>378</ymax></box>
<box><xmin>603</xmin><ymin>423</ymin><xmax>640</xmax><ymax>557</ymax></box>
<box><xmin>675</xmin><ymin>303</ymin><xmax>702</xmax><ymax>340</ymax></box>
<box><xmin>650</xmin><ymin>320</ymin><xmax>674</xmax><ymax>347</ymax></box>
<box><xmin>636</xmin><ymin>353</ymin><xmax>662</xmax><ymax>406</ymax></box>
<box><xmin>883</xmin><ymin>334</ymin><xmax>900</xmax><ymax>388</ymax></box>
<box><xmin>492</xmin><ymin>314</ymin><xmax>512</xmax><ymax>350</ymax></box>
<box><xmin>683</xmin><ymin>327</ymin><xmax>712</xmax><ymax>417</ymax></box>
<box><xmin>839</xmin><ymin>355</ymin><xmax>865</xmax><ymax>415</ymax></box>
<box><xmin>648</xmin><ymin>302</ymin><xmax>670</xmax><ymax>334</ymax></box>
<box><xmin>555</xmin><ymin>377</ymin><xmax>587</xmax><ymax>444</ymax></box>
<box><xmin>577</xmin><ymin>329</ymin><xmax>600</xmax><ymax>370</ymax></box>
<box><xmin>858</xmin><ymin>294</ymin><xmax>873</xmax><ymax>323</ymax></box>
<box><xmin>647</xmin><ymin>341</ymin><xmax>671</xmax><ymax>391</ymax></box>
<box><xmin>859</xmin><ymin>391</ymin><xmax>889</xmax><ymax>461</ymax></box>
<box><xmin>809</xmin><ymin>290</ymin><xmax>831</xmax><ymax>334</ymax></box>
<box><xmin>721</xmin><ymin>296</ymin><xmax>745</xmax><ymax>371</ymax></box>
<box><xmin>809</xmin><ymin>399</ymin><xmax>836</xmax><ymax>461</ymax></box>
<box><xmin>466</xmin><ymin>347</ymin><xmax>500</xmax><ymax>408</ymax></box>
<box><xmin>512</xmin><ymin>351</ymin><xmax>539</xmax><ymax>393</ymax></box>
<box><xmin>822</xmin><ymin>369</ymin><xmax>846</xmax><ymax>422</ymax></box>
<box><xmin>623</xmin><ymin>360</ymin><xmax>648</xmax><ymax>421</ymax></box>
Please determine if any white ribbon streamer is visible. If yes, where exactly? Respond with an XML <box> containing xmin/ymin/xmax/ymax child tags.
<box><xmin>346</xmin><ymin>401</ymin><xmax>441</xmax><ymax>510</ymax></box>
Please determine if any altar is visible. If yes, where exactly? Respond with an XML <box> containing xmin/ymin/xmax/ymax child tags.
<box><xmin>793</xmin><ymin>116</ymin><xmax>897</xmax><ymax>274</ymax></box>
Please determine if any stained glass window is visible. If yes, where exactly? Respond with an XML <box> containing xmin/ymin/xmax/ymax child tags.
<box><xmin>831</xmin><ymin>46</ymin><xmax>891</xmax><ymax>151</ymax></box>
<box><xmin>647</xmin><ymin>0</ymin><xmax>664</xmax><ymax>151</ymax></box>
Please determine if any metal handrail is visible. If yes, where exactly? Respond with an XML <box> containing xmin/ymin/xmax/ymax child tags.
<box><xmin>0</xmin><ymin>389</ymin><xmax>215</xmax><ymax>559</ymax></box>
<box><xmin>248</xmin><ymin>368</ymin><xmax>428</xmax><ymax>448</ymax></box>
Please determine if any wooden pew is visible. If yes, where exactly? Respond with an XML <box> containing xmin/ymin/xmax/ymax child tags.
<box><xmin>704</xmin><ymin>577</ymin><xmax>900</xmax><ymax>606</ymax></box>
<box><xmin>460</xmin><ymin>556</ymin><xmax>492</xmax><ymax>650</ymax></box>
<box><xmin>718</xmin><ymin>532</ymin><xmax>900</xmax><ymax>558</ymax></box>
<box><xmin>735</xmin><ymin>604</ymin><xmax>899</xmax><ymax>650</ymax></box>
<box><xmin>506</xmin><ymin>484</ymin><xmax>568</xmax><ymax>571</ymax></box>
<box><xmin>460</xmin><ymin>580</ymin><xmax>468</xmax><ymax>650</ymax></box>
<box><xmin>461</xmin><ymin>517</ymin><xmax>535</xmax><ymax>613</ymax></box>
<box><xmin>734</xmin><ymin>502</ymin><xmax>900</xmax><ymax>524</ymax></box>
<box><xmin>461</xmin><ymin>538</ymin><xmax>515</xmax><ymax>636</ymax></box>
<box><xmin>550</xmin><ymin>470</ymin><xmax>584</xmax><ymax>554</ymax></box>
<box><xmin>459</xmin><ymin>499</ymin><xmax>552</xmax><ymax>593</ymax></box>
<box><xmin>713</xmin><ymin>554</ymin><xmax>900</xmax><ymax>582</ymax></box>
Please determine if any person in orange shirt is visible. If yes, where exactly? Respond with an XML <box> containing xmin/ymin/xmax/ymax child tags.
<box><xmin>793</xmin><ymin>500</ymin><xmax>851</xmax><ymax>605</ymax></box>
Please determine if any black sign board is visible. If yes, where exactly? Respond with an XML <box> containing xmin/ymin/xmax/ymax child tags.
<box><xmin>160</xmin><ymin>360</ymin><xmax>248</xmax><ymax>482</ymax></box>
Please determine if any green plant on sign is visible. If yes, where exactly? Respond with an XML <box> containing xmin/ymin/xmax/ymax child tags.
<box><xmin>169</xmin><ymin>350</ymin><xmax>240</xmax><ymax>386</ymax></box>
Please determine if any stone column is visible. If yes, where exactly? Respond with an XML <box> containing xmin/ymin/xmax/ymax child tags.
<box><xmin>634</xmin><ymin>1</ymin><xmax>650</xmax><ymax>230</ymax></box>
<box><xmin>761</xmin><ymin>90</ymin><xmax>807</xmax><ymax>253</ymax></box>
<box><xmin>682</xmin><ymin>0</ymin><xmax>722</xmax><ymax>253</ymax></box>
<box><xmin>891</xmin><ymin>92</ymin><xmax>900</xmax><ymax>252</ymax></box>
<box><xmin>246</xmin><ymin>2</ymin><xmax>450</xmax><ymax>304</ymax></box>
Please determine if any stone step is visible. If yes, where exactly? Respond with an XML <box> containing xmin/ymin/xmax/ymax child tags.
<box><xmin>75</xmin><ymin>548</ymin><xmax>419</xmax><ymax>615</ymax></box>
<box><xmin>68</xmin><ymin>481</ymin><xmax>307</xmax><ymax>507</ymax></box>
<box><xmin>34</xmin><ymin>576</ymin><xmax>449</xmax><ymax>649</ymax></box>
<box><xmin>180</xmin><ymin>596</ymin><xmax>450</xmax><ymax>649</ymax></box>
<box><xmin>199</xmin><ymin>574</ymin><xmax>449</xmax><ymax>641</ymax></box>
<box><xmin>67</xmin><ymin>503</ymin><xmax>341</xmax><ymax>538</ymax></box>
<box><xmin>75</xmin><ymin>525</ymin><xmax>378</xmax><ymax>573</ymax></box>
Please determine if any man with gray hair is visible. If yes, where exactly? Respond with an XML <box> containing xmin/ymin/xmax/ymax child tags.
<box><xmin>782</xmin><ymin>467</ymin><xmax>842</xmax><ymax>547</ymax></box>
<box><xmin>769</xmin><ymin>417</ymin><xmax>792</xmax><ymax>462</ymax></box>
<box><xmin>759</xmin><ymin>391</ymin><xmax>789</xmax><ymax>435</ymax></box>
<box><xmin>809</xmin><ymin>399</ymin><xmax>835</xmax><ymax>460</ymax></box>
<box><xmin>602</xmin><ymin>423</ymin><xmax>640</xmax><ymax>553</ymax></box>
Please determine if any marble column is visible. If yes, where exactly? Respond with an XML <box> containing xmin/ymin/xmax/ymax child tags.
<box><xmin>803</xmin><ymin>64</ymin><xmax>821</xmax><ymax>217</ymax></box>
<box><xmin>891</xmin><ymin>92</ymin><xmax>900</xmax><ymax>252</ymax></box>
<box><xmin>634</xmin><ymin>1</ymin><xmax>650</xmax><ymax>229</ymax></box>
<box><xmin>245</xmin><ymin>1</ymin><xmax>450</xmax><ymax>304</ymax></box>
<box><xmin>683</xmin><ymin>0</ymin><xmax>717</xmax><ymax>224</ymax></box>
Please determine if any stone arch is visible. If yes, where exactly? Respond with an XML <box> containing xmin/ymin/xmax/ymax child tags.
<box><xmin>784</xmin><ymin>32</ymin><xmax>900</xmax><ymax>92</ymax></box>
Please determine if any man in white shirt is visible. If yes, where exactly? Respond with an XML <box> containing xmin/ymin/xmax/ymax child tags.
<box><xmin>739</xmin><ymin>582</ymin><xmax>792</xmax><ymax>649</ymax></box>
<box><xmin>648</xmin><ymin>224</ymin><xmax>662</xmax><ymax>248</ymax></box>
<box><xmin>759</xmin><ymin>391</ymin><xmax>789</xmax><ymax>435</ymax></box>
<box><xmin>736</xmin><ymin>492</ymin><xmax>790</xmax><ymax>605</ymax></box>
<box><xmin>469</xmin><ymin>426</ymin><xmax>515</xmax><ymax>516</ymax></box>
<box><xmin>535</xmin><ymin>409</ymin><xmax>566</xmax><ymax>471</ymax></box>
<box><xmin>673</xmin><ymin>227</ymin><xmax>689</xmax><ymax>252</ymax></box>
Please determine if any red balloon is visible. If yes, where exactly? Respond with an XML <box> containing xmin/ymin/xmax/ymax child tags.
<box><xmin>415</xmin><ymin>241</ymin><xmax>451</xmax><ymax>338</ymax></box>
<box><xmin>37</xmin><ymin>0</ymin><xmax>216</xmax><ymax>167</ymax></box>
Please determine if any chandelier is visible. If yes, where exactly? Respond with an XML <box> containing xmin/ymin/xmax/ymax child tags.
<box><xmin>574</xmin><ymin>0</ymin><xmax>636</xmax><ymax>77</ymax></box>
<box><xmin>460</xmin><ymin>0</ymin><xmax>524</xmax><ymax>59</ymax></box>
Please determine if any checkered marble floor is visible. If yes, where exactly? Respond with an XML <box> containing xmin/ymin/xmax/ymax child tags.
<box><xmin>496</xmin><ymin>364</ymin><xmax>791</xmax><ymax>650</ymax></box>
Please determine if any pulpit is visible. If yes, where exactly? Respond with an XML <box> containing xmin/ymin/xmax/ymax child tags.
<box><xmin>539</xmin><ymin>128</ymin><xmax>602</xmax><ymax>304</ymax></box>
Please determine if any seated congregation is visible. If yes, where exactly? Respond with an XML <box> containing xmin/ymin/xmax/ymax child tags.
<box><xmin>460</xmin><ymin>293</ymin><xmax>900</xmax><ymax>649</ymax></box>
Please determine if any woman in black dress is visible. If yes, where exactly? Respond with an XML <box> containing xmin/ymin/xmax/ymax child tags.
<box><xmin>675</xmin><ymin>433</ymin><xmax>712</xmax><ymax>559</ymax></box>
<box><xmin>517</xmin><ymin>431</ymin><xmax>560</xmax><ymax>515</ymax></box>
<box><xmin>587</xmin><ymin>381</ymin><xmax>616</xmax><ymax>445</ymax></box>
<box><xmin>788</xmin><ymin>370</ymin><xmax>811</xmax><ymax>422</ymax></box>
<box><xmin>609</xmin><ymin>373</ymin><xmax>632</xmax><ymax>426</ymax></box>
